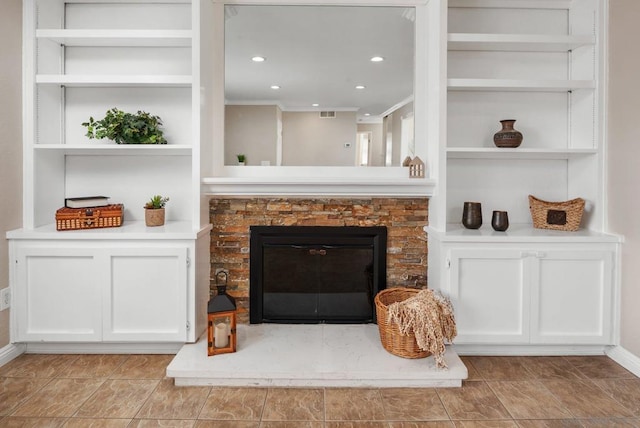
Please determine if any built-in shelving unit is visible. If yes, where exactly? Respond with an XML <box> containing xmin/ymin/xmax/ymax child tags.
<box><xmin>428</xmin><ymin>0</ymin><xmax>620</xmax><ymax>351</ymax></box>
<box><xmin>8</xmin><ymin>0</ymin><xmax>212</xmax><ymax>350</ymax></box>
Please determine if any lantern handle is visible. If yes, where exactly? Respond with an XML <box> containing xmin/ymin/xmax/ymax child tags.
<box><xmin>215</xmin><ymin>270</ymin><xmax>228</xmax><ymax>294</ymax></box>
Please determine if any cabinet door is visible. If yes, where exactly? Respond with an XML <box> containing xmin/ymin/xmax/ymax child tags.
<box><xmin>14</xmin><ymin>247</ymin><xmax>103</xmax><ymax>342</ymax></box>
<box><xmin>103</xmin><ymin>247</ymin><xmax>188</xmax><ymax>342</ymax></box>
<box><xmin>531</xmin><ymin>250</ymin><xmax>614</xmax><ymax>344</ymax></box>
<box><xmin>449</xmin><ymin>248</ymin><xmax>530</xmax><ymax>344</ymax></box>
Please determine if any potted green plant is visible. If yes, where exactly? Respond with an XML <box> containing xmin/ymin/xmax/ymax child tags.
<box><xmin>236</xmin><ymin>154</ymin><xmax>246</xmax><ymax>165</ymax></box>
<box><xmin>144</xmin><ymin>195</ymin><xmax>169</xmax><ymax>227</ymax></box>
<box><xmin>82</xmin><ymin>108</ymin><xmax>168</xmax><ymax>144</ymax></box>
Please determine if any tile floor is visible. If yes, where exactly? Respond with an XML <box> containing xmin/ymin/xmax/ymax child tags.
<box><xmin>0</xmin><ymin>353</ymin><xmax>639</xmax><ymax>427</ymax></box>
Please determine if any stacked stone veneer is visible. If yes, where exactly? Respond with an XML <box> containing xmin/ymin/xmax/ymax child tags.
<box><xmin>209</xmin><ymin>197</ymin><xmax>428</xmax><ymax>323</ymax></box>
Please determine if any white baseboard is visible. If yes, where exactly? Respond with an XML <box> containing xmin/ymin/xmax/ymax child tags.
<box><xmin>606</xmin><ymin>345</ymin><xmax>640</xmax><ymax>377</ymax></box>
<box><xmin>453</xmin><ymin>344</ymin><xmax>609</xmax><ymax>356</ymax></box>
<box><xmin>24</xmin><ymin>342</ymin><xmax>182</xmax><ymax>354</ymax></box>
<box><xmin>0</xmin><ymin>343</ymin><xmax>26</xmax><ymax>367</ymax></box>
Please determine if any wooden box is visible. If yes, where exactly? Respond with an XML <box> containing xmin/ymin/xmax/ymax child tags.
<box><xmin>56</xmin><ymin>204</ymin><xmax>124</xmax><ymax>231</ymax></box>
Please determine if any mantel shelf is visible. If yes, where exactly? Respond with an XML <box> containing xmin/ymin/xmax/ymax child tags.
<box><xmin>448</xmin><ymin>79</ymin><xmax>595</xmax><ymax>92</ymax></box>
<box><xmin>448</xmin><ymin>33</ymin><xmax>595</xmax><ymax>52</ymax></box>
<box><xmin>202</xmin><ymin>176</ymin><xmax>437</xmax><ymax>197</ymax></box>
<box><xmin>34</xmin><ymin>144</ymin><xmax>192</xmax><ymax>156</ymax></box>
<box><xmin>447</xmin><ymin>147</ymin><xmax>597</xmax><ymax>160</ymax></box>
<box><xmin>36</xmin><ymin>29</ymin><xmax>193</xmax><ymax>47</ymax></box>
<box><xmin>36</xmin><ymin>74</ymin><xmax>192</xmax><ymax>87</ymax></box>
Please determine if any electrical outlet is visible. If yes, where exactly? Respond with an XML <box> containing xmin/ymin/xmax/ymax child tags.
<box><xmin>0</xmin><ymin>287</ymin><xmax>10</xmax><ymax>311</ymax></box>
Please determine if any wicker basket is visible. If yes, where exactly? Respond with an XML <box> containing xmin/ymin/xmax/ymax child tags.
<box><xmin>374</xmin><ymin>287</ymin><xmax>430</xmax><ymax>359</ymax></box>
<box><xmin>528</xmin><ymin>195</ymin><xmax>585</xmax><ymax>231</ymax></box>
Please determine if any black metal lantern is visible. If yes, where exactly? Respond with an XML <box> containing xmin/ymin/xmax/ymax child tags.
<box><xmin>207</xmin><ymin>271</ymin><xmax>237</xmax><ymax>356</ymax></box>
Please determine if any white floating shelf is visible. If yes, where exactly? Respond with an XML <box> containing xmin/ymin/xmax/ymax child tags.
<box><xmin>447</xmin><ymin>147</ymin><xmax>597</xmax><ymax>160</ymax></box>
<box><xmin>34</xmin><ymin>144</ymin><xmax>192</xmax><ymax>156</ymax></box>
<box><xmin>448</xmin><ymin>78</ymin><xmax>595</xmax><ymax>92</ymax></box>
<box><xmin>426</xmin><ymin>224</ymin><xmax>621</xmax><ymax>244</ymax></box>
<box><xmin>448</xmin><ymin>0</ymin><xmax>572</xmax><ymax>9</ymax></box>
<box><xmin>36</xmin><ymin>74</ymin><xmax>192</xmax><ymax>87</ymax></box>
<box><xmin>7</xmin><ymin>221</ymin><xmax>210</xmax><ymax>241</ymax></box>
<box><xmin>448</xmin><ymin>33</ymin><xmax>594</xmax><ymax>52</ymax></box>
<box><xmin>36</xmin><ymin>29</ymin><xmax>193</xmax><ymax>47</ymax></box>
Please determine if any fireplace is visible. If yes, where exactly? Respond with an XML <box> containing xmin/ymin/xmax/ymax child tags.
<box><xmin>250</xmin><ymin>226</ymin><xmax>387</xmax><ymax>324</ymax></box>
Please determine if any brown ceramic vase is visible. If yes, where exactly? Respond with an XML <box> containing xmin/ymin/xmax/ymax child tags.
<box><xmin>493</xmin><ymin>119</ymin><xmax>523</xmax><ymax>148</ymax></box>
<box><xmin>462</xmin><ymin>202</ymin><xmax>482</xmax><ymax>229</ymax></box>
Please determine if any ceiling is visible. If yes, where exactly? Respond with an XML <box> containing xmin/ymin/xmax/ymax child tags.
<box><xmin>224</xmin><ymin>5</ymin><xmax>415</xmax><ymax>121</ymax></box>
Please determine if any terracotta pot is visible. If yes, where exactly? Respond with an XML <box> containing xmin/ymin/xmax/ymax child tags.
<box><xmin>493</xmin><ymin>119</ymin><xmax>523</xmax><ymax>148</ymax></box>
<box><xmin>462</xmin><ymin>202</ymin><xmax>482</xmax><ymax>229</ymax></box>
<box><xmin>145</xmin><ymin>208</ymin><xmax>165</xmax><ymax>227</ymax></box>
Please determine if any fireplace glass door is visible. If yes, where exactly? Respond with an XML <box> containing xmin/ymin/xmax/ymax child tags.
<box><xmin>250</xmin><ymin>226</ymin><xmax>387</xmax><ymax>324</ymax></box>
<box><xmin>262</xmin><ymin>244</ymin><xmax>374</xmax><ymax>323</ymax></box>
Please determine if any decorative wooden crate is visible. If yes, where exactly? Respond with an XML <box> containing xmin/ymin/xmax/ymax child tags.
<box><xmin>56</xmin><ymin>204</ymin><xmax>124</xmax><ymax>231</ymax></box>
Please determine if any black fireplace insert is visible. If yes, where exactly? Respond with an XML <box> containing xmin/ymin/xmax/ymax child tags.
<box><xmin>250</xmin><ymin>226</ymin><xmax>387</xmax><ymax>324</ymax></box>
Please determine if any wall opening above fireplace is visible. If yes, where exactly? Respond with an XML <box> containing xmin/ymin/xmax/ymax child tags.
<box><xmin>250</xmin><ymin>226</ymin><xmax>387</xmax><ymax>324</ymax></box>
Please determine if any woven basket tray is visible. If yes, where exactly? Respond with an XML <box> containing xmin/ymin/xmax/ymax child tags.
<box><xmin>374</xmin><ymin>287</ymin><xmax>430</xmax><ymax>359</ymax></box>
<box><xmin>528</xmin><ymin>195</ymin><xmax>585</xmax><ymax>231</ymax></box>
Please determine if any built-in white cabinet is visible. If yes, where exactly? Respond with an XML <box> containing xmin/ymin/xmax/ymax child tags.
<box><xmin>436</xmin><ymin>236</ymin><xmax>617</xmax><ymax>346</ymax></box>
<box><xmin>12</xmin><ymin>242</ymin><xmax>190</xmax><ymax>343</ymax></box>
<box><xmin>8</xmin><ymin>0</ymin><xmax>213</xmax><ymax>349</ymax></box>
<box><xmin>448</xmin><ymin>247</ymin><xmax>530</xmax><ymax>344</ymax></box>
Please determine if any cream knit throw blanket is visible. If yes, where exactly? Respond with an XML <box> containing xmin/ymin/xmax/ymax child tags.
<box><xmin>387</xmin><ymin>289</ymin><xmax>457</xmax><ymax>368</ymax></box>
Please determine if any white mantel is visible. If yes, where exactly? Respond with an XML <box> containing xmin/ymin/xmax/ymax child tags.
<box><xmin>202</xmin><ymin>176</ymin><xmax>436</xmax><ymax>197</ymax></box>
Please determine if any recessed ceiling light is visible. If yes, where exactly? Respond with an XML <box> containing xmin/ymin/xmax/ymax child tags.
<box><xmin>312</xmin><ymin>103</ymin><xmax>319</xmax><ymax>107</ymax></box>
<box><xmin>251</xmin><ymin>56</ymin><xmax>265</xmax><ymax>62</ymax></box>
<box><xmin>270</xmin><ymin>85</ymin><xmax>280</xmax><ymax>90</ymax></box>
<box><xmin>364</xmin><ymin>113</ymin><xmax>371</xmax><ymax>116</ymax></box>
<box><xmin>355</xmin><ymin>85</ymin><xmax>366</xmax><ymax>90</ymax></box>
<box><xmin>370</xmin><ymin>56</ymin><xmax>384</xmax><ymax>62</ymax></box>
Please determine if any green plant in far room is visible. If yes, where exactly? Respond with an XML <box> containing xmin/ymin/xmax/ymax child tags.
<box><xmin>144</xmin><ymin>195</ymin><xmax>169</xmax><ymax>227</ymax></box>
<box><xmin>236</xmin><ymin>154</ymin><xmax>246</xmax><ymax>164</ymax></box>
<box><xmin>82</xmin><ymin>108</ymin><xmax>168</xmax><ymax>144</ymax></box>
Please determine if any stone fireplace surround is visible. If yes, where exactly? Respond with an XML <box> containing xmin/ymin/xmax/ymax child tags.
<box><xmin>167</xmin><ymin>196</ymin><xmax>468</xmax><ymax>387</ymax></box>
<box><xmin>209</xmin><ymin>197</ymin><xmax>429</xmax><ymax>323</ymax></box>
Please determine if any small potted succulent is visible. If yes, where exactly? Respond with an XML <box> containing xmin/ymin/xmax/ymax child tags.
<box><xmin>236</xmin><ymin>154</ymin><xmax>246</xmax><ymax>165</ymax></box>
<box><xmin>144</xmin><ymin>195</ymin><xmax>169</xmax><ymax>227</ymax></box>
<box><xmin>82</xmin><ymin>108</ymin><xmax>168</xmax><ymax>144</ymax></box>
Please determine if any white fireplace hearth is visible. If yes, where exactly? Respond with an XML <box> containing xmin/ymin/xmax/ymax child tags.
<box><xmin>167</xmin><ymin>324</ymin><xmax>467</xmax><ymax>387</ymax></box>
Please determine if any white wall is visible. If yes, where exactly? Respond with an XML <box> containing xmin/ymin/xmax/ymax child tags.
<box><xmin>608</xmin><ymin>0</ymin><xmax>640</xmax><ymax>358</ymax></box>
<box><xmin>282</xmin><ymin>111</ymin><xmax>357</xmax><ymax>166</ymax></box>
<box><xmin>0</xmin><ymin>0</ymin><xmax>23</xmax><ymax>348</ymax></box>
<box><xmin>225</xmin><ymin>105</ymin><xmax>279</xmax><ymax>166</ymax></box>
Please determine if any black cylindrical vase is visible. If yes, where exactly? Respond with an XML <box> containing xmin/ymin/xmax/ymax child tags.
<box><xmin>462</xmin><ymin>202</ymin><xmax>482</xmax><ymax>229</ymax></box>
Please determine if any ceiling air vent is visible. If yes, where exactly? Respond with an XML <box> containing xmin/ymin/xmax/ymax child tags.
<box><xmin>319</xmin><ymin>111</ymin><xmax>336</xmax><ymax>118</ymax></box>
